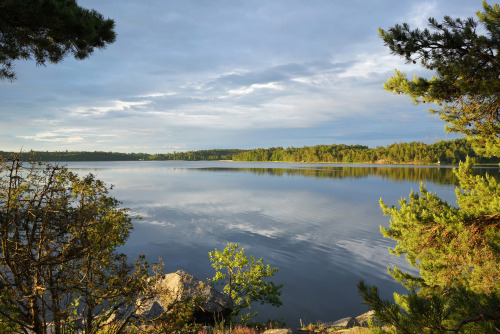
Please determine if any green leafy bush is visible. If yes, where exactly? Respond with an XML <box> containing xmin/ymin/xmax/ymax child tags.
<box><xmin>209</xmin><ymin>243</ymin><xmax>283</xmax><ymax>323</ymax></box>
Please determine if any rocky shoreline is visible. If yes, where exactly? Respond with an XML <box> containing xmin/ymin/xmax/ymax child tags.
<box><xmin>259</xmin><ymin>311</ymin><xmax>376</xmax><ymax>334</ymax></box>
<box><xmin>142</xmin><ymin>270</ymin><xmax>376</xmax><ymax>333</ymax></box>
<box><xmin>41</xmin><ymin>270</ymin><xmax>375</xmax><ymax>333</ymax></box>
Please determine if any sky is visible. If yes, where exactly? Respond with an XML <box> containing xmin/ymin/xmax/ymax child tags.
<box><xmin>0</xmin><ymin>0</ymin><xmax>484</xmax><ymax>153</ymax></box>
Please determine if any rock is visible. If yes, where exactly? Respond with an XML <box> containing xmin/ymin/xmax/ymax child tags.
<box><xmin>136</xmin><ymin>270</ymin><xmax>233</xmax><ymax>324</ymax></box>
<box><xmin>355</xmin><ymin>310</ymin><xmax>376</xmax><ymax>327</ymax></box>
<box><xmin>137</xmin><ymin>300</ymin><xmax>165</xmax><ymax>319</ymax></box>
<box><xmin>331</xmin><ymin>316</ymin><xmax>360</xmax><ymax>328</ymax></box>
<box><xmin>262</xmin><ymin>330</ymin><xmax>294</xmax><ymax>334</ymax></box>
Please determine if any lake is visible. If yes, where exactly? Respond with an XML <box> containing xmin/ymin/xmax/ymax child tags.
<box><xmin>63</xmin><ymin>161</ymin><xmax>499</xmax><ymax>326</ymax></box>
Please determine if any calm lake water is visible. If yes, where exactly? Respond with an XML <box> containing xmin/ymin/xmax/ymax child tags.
<box><xmin>63</xmin><ymin>161</ymin><xmax>498</xmax><ymax>326</ymax></box>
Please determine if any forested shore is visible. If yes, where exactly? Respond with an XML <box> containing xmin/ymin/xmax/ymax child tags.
<box><xmin>0</xmin><ymin>149</ymin><xmax>243</xmax><ymax>162</ymax></box>
<box><xmin>231</xmin><ymin>139</ymin><xmax>500</xmax><ymax>164</ymax></box>
<box><xmin>3</xmin><ymin>139</ymin><xmax>499</xmax><ymax>164</ymax></box>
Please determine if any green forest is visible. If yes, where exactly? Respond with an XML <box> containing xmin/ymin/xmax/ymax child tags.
<box><xmin>231</xmin><ymin>139</ymin><xmax>499</xmax><ymax>164</ymax></box>
<box><xmin>4</xmin><ymin>138</ymin><xmax>494</xmax><ymax>164</ymax></box>
<box><xmin>0</xmin><ymin>149</ymin><xmax>242</xmax><ymax>162</ymax></box>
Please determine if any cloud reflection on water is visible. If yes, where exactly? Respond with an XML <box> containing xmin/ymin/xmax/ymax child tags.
<box><xmin>63</xmin><ymin>161</ymin><xmax>467</xmax><ymax>325</ymax></box>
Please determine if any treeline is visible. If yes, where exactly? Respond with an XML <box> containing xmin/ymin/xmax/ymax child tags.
<box><xmin>147</xmin><ymin>149</ymin><xmax>244</xmax><ymax>161</ymax></box>
<box><xmin>0</xmin><ymin>149</ymin><xmax>243</xmax><ymax>162</ymax></box>
<box><xmin>1</xmin><ymin>139</ymin><xmax>498</xmax><ymax>164</ymax></box>
<box><xmin>231</xmin><ymin>139</ymin><xmax>500</xmax><ymax>164</ymax></box>
<box><xmin>0</xmin><ymin>150</ymin><xmax>150</xmax><ymax>161</ymax></box>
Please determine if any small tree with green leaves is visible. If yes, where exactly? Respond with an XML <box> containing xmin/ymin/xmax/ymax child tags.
<box><xmin>0</xmin><ymin>155</ymin><xmax>150</xmax><ymax>333</ymax></box>
<box><xmin>209</xmin><ymin>243</ymin><xmax>283</xmax><ymax>323</ymax></box>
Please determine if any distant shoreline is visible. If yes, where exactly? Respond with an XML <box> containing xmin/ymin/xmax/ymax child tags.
<box><xmin>1</xmin><ymin>139</ymin><xmax>499</xmax><ymax>165</ymax></box>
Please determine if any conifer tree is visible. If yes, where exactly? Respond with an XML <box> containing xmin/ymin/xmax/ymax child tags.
<box><xmin>359</xmin><ymin>2</ymin><xmax>500</xmax><ymax>333</ymax></box>
<box><xmin>379</xmin><ymin>1</ymin><xmax>500</xmax><ymax>157</ymax></box>
<box><xmin>0</xmin><ymin>0</ymin><xmax>116</xmax><ymax>80</ymax></box>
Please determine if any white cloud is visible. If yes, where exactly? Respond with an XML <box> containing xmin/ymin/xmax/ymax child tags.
<box><xmin>0</xmin><ymin>0</ymin><xmax>477</xmax><ymax>152</ymax></box>
<box><xmin>135</xmin><ymin>92</ymin><xmax>177</xmax><ymax>98</ymax></box>
<box><xmin>18</xmin><ymin>131</ymin><xmax>85</xmax><ymax>143</ymax></box>
<box><xmin>337</xmin><ymin>53</ymin><xmax>412</xmax><ymax>79</ymax></box>
<box><xmin>408</xmin><ymin>1</ymin><xmax>438</xmax><ymax>28</ymax></box>
<box><xmin>70</xmin><ymin>100</ymin><xmax>151</xmax><ymax>117</ymax></box>
<box><xmin>227</xmin><ymin>82</ymin><xmax>284</xmax><ymax>96</ymax></box>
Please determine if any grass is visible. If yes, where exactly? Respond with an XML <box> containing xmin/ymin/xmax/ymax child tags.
<box><xmin>197</xmin><ymin>324</ymin><xmax>273</xmax><ymax>334</ymax></box>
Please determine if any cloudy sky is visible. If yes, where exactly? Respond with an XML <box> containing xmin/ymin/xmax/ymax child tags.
<box><xmin>0</xmin><ymin>0</ymin><xmax>482</xmax><ymax>153</ymax></box>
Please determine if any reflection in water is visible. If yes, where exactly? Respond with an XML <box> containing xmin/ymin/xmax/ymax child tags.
<box><xmin>61</xmin><ymin>161</ymin><xmax>498</xmax><ymax>326</ymax></box>
<box><xmin>193</xmin><ymin>164</ymin><xmax>499</xmax><ymax>185</ymax></box>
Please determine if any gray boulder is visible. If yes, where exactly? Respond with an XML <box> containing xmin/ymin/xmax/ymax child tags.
<box><xmin>136</xmin><ymin>270</ymin><xmax>233</xmax><ymax>324</ymax></box>
<box><xmin>262</xmin><ymin>330</ymin><xmax>294</xmax><ymax>334</ymax></box>
<box><xmin>355</xmin><ymin>310</ymin><xmax>376</xmax><ymax>327</ymax></box>
<box><xmin>331</xmin><ymin>316</ymin><xmax>360</xmax><ymax>328</ymax></box>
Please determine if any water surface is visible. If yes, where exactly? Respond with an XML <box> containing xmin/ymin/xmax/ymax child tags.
<box><xmin>63</xmin><ymin>161</ymin><xmax>498</xmax><ymax>326</ymax></box>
